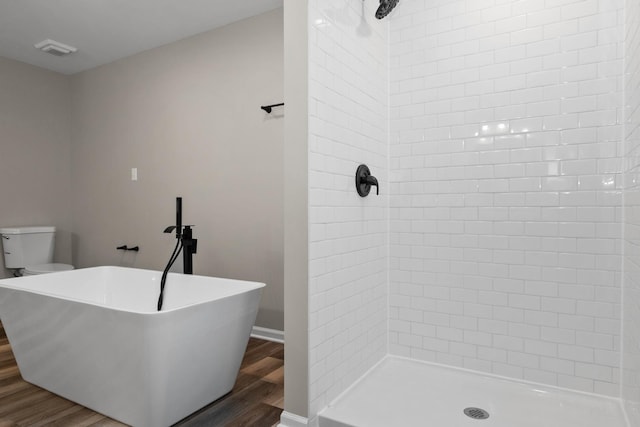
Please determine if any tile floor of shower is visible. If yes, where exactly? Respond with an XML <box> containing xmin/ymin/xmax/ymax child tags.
<box><xmin>319</xmin><ymin>357</ymin><xmax>629</xmax><ymax>427</ymax></box>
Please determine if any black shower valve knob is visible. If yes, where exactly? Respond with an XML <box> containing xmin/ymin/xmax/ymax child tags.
<box><xmin>356</xmin><ymin>164</ymin><xmax>379</xmax><ymax>197</ymax></box>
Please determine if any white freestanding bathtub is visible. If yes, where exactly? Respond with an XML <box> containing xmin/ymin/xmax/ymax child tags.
<box><xmin>0</xmin><ymin>266</ymin><xmax>264</xmax><ymax>427</ymax></box>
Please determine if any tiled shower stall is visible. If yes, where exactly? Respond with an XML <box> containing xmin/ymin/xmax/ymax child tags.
<box><xmin>304</xmin><ymin>0</ymin><xmax>640</xmax><ymax>424</ymax></box>
<box><xmin>390</xmin><ymin>0</ymin><xmax>623</xmax><ymax>394</ymax></box>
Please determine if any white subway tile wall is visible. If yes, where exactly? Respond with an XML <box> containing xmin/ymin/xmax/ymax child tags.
<box><xmin>389</xmin><ymin>0</ymin><xmax>624</xmax><ymax>395</ymax></box>
<box><xmin>623</xmin><ymin>0</ymin><xmax>640</xmax><ymax>422</ymax></box>
<box><xmin>308</xmin><ymin>0</ymin><xmax>389</xmax><ymax>417</ymax></box>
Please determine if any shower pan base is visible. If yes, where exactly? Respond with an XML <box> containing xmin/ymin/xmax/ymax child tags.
<box><xmin>319</xmin><ymin>356</ymin><xmax>628</xmax><ymax>427</ymax></box>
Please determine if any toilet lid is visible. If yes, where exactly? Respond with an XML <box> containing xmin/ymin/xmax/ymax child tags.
<box><xmin>24</xmin><ymin>263</ymin><xmax>74</xmax><ymax>274</ymax></box>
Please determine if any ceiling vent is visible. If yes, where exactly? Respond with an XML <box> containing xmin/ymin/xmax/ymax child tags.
<box><xmin>34</xmin><ymin>39</ymin><xmax>77</xmax><ymax>57</ymax></box>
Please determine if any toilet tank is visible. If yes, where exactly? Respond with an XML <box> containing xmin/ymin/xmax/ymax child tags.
<box><xmin>0</xmin><ymin>226</ymin><xmax>56</xmax><ymax>269</ymax></box>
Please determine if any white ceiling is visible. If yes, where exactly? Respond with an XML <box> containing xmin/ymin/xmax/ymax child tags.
<box><xmin>0</xmin><ymin>0</ymin><xmax>283</xmax><ymax>75</ymax></box>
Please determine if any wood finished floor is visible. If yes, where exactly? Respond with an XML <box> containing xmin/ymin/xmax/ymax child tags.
<box><xmin>0</xmin><ymin>322</ymin><xmax>283</xmax><ymax>426</ymax></box>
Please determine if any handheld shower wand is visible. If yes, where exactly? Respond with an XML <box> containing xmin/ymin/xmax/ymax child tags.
<box><xmin>163</xmin><ymin>197</ymin><xmax>182</xmax><ymax>238</ymax></box>
<box><xmin>176</xmin><ymin>197</ymin><xmax>182</xmax><ymax>239</ymax></box>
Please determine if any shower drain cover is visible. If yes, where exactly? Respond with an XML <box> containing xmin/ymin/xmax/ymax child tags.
<box><xmin>464</xmin><ymin>407</ymin><xmax>490</xmax><ymax>420</ymax></box>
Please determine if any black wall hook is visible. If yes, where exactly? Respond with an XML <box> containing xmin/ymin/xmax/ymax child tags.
<box><xmin>356</xmin><ymin>164</ymin><xmax>379</xmax><ymax>197</ymax></box>
<box><xmin>117</xmin><ymin>245</ymin><xmax>139</xmax><ymax>252</ymax></box>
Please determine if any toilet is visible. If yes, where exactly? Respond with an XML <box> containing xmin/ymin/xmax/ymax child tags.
<box><xmin>0</xmin><ymin>226</ymin><xmax>74</xmax><ymax>276</ymax></box>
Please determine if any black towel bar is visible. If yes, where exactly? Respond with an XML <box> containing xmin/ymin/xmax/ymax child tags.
<box><xmin>261</xmin><ymin>103</ymin><xmax>284</xmax><ymax>113</ymax></box>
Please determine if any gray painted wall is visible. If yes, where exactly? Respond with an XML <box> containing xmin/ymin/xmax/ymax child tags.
<box><xmin>69</xmin><ymin>9</ymin><xmax>284</xmax><ymax>330</ymax></box>
<box><xmin>283</xmin><ymin>0</ymin><xmax>308</xmax><ymax>418</ymax></box>
<box><xmin>0</xmin><ymin>57</ymin><xmax>73</xmax><ymax>277</ymax></box>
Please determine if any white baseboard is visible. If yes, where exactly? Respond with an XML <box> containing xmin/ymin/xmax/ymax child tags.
<box><xmin>278</xmin><ymin>411</ymin><xmax>310</xmax><ymax>427</ymax></box>
<box><xmin>251</xmin><ymin>326</ymin><xmax>284</xmax><ymax>343</ymax></box>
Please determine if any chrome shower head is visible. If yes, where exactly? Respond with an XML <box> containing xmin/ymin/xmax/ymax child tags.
<box><xmin>375</xmin><ymin>0</ymin><xmax>399</xmax><ymax>19</ymax></box>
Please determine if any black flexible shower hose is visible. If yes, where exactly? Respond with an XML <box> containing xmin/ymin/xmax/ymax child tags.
<box><xmin>157</xmin><ymin>238</ymin><xmax>183</xmax><ymax>311</ymax></box>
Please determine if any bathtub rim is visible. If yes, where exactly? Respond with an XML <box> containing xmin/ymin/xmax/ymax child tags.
<box><xmin>0</xmin><ymin>265</ymin><xmax>265</xmax><ymax>316</ymax></box>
